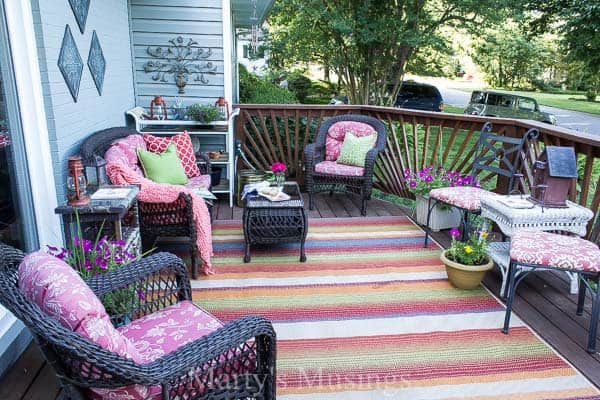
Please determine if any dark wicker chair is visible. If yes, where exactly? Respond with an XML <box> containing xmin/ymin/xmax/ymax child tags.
<box><xmin>0</xmin><ymin>242</ymin><xmax>276</xmax><ymax>399</ymax></box>
<box><xmin>80</xmin><ymin>127</ymin><xmax>212</xmax><ymax>278</ymax></box>
<box><xmin>304</xmin><ymin>114</ymin><xmax>387</xmax><ymax>216</ymax></box>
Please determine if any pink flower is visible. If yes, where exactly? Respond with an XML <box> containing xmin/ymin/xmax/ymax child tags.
<box><xmin>450</xmin><ymin>228</ymin><xmax>460</xmax><ymax>238</ymax></box>
<box><xmin>409</xmin><ymin>180</ymin><xmax>417</xmax><ymax>188</ymax></box>
<box><xmin>271</xmin><ymin>162</ymin><xmax>287</xmax><ymax>173</ymax></box>
<box><xmin>425</xmin><ymin>175</ymin><xmax>433</xmax><ymax>183</ymax></box>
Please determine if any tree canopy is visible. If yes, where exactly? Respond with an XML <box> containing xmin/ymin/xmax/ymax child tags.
<box><xmin>268</xmin><ymin>0</ymin><xmax>517</xmax><ymax>105</ymax></box>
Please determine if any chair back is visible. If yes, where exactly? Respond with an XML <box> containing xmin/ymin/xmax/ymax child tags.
<box><xmin>0</xmin><ymin>243</ymin><xmax>138</xmax><ymax>392</ymax></box>
<box><xmin>471</xmin><ymin>122</ymin><xmax>538</xmax><ymax>193</ymax></box>
<box><xmin>314</xmin><ymin>114</ymin><xmax>387</xmax><ymax>156</ymax></box>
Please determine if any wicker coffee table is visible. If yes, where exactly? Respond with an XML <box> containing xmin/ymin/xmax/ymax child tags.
<box><xmin>243</xmin><ymin>181</ymin><xmax>307</xmax><ymax>263</ymax></box>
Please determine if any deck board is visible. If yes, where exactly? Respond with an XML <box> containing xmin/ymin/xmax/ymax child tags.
<box><xmin>2</xmin><ymin>192</ymin><xmax>600</xmax><ymax>397</ymax></box>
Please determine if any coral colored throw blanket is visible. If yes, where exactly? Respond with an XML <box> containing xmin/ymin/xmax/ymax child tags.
<box><xmin>106</xmin><ymin>161</ymin><xmax>214</xmax><ymax>274</ymax></box>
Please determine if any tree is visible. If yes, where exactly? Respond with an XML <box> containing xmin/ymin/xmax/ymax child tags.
<box><xmin>472</xmin><ymin>22</ymin><xmax>554</xmax><ymax>88</ymax></box>
<box><xmin>268</xmin><ymin>0</ymin><xmax>517</xmax><ymax>105</ymax></box>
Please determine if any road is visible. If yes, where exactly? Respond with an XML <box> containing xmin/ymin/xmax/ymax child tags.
<box><xmin>438</xmin><ymin>86</ymin><xmax>600</xmax><ymax>135</ymax></box>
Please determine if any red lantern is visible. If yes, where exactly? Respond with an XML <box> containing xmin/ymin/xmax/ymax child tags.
<box><xmin>67</xmin><ymin>156</ymin><xmax>90</xmax><ymax>206</ymax></box>
<box><xmin>215</xmin><ymin>96</ymin><xmax>229</xmax><ymax>119</ymax></box>
<box><xmin>150</xmin><ymin>95</ymin><xmax>168</xmax><ymax>120</ymax></box>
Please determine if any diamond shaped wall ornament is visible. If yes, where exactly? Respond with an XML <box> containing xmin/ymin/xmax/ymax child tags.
<box><xmin>68</xmin><ymin>0</ymin><xmax>90</xmax><ymax>34</ymax></box>
<box><xmin>58</xmin><ymin>25</ymin><xmax>83</xmax><ymax>102</ymax></box>
<box><xmin>88</xmin><ymin>31</ymin><xmax>106</xmax><ymax>95</ymax></box>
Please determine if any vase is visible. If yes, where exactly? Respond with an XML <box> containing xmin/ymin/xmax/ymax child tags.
<box><xmin>440</xmin><ymin>250</ymin><xmax>494</xmax><ymax>290</ymax></box>
<box><xmin>415</xmin><ymin>193</ymin><xmax>462</xmax><ymax>232</ymax></box>
<box><xmin>275</xmin><ymin>172</ymin><xmax>285</xmax><ymax>188</ymax></box>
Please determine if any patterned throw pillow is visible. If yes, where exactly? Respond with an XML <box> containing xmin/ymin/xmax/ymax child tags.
<box><xmin>143</xmin><ymin>131</ymin><xmax>201</xmax><ymax>177</ymax></box>
<box><xmin>336</xmin><ymin>132</ymin><xmax>377</xmax><ymax>167</ymax></box>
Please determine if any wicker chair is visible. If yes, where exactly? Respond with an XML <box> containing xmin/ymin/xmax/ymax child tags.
<box><xmin>0</xmin><ymin>243</ymin><xmax>276</xmax><ymax>399</ymax></box>
<box><xmin>80</xmin><ymin>127</ymin><xmax>212</xmax><ymax>278</ymax></box>
<box><xmin>304</xmin><ymin>114</ymin><xmax>387</xmax><ymax>216</ymax></box>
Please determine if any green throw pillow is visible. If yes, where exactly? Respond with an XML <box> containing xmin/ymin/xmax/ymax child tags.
<box><xmin>336</xmin><ymin>132</ymin><xmax>377</xmax><ymax>167</ymax></box>
<box><xmin>137</xmin><ymin>143</ymin><xmax>188</xmax><ymax>185</ymax></box>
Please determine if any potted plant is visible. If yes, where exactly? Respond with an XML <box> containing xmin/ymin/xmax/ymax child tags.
<box><xmin>404</xmin><ymin>166</ymin><xmax>472</xmax><ymax>231</ymax></box>
<box><xmin>441</xmin><ymin>226</ymin><xmax>493</xmax><ymax>289</ymax></box>
<box><xmin>186</xmin><ymin>104</ymin><xmax>223</xmax><ymax>123</ymax></box>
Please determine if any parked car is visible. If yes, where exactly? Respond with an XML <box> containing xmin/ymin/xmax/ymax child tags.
<box><xmin>394</xmin><ymin>81</ymin><xmax>444</xmax><ymax>112</ymax></box>
<box><xmin>465</xmin><ymin>90</ymin><xmax>557</xmax><ymax>125</ymax></box>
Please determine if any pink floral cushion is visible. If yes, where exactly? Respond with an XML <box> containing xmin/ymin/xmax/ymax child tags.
<box><xmin>89</xmin><ymin>301</ymin><xmax>223</xmax><ymax>400</ymax></box>
<box><xmin>17</xmin><ymin>252</ymin><xmax>140</xmax><ymax>358</ymax></box>
<box><xmin>429</xmin><ymin>186</ymin><xmax>499</xmax><ymax>211</ymax></box>
<box><xmin>510</xmin><ymin>230</ymin><xmax>600</xmax><ymax>272</ymax></box>
<box><xmin>314</xmin><ymin>160</ymin><xmax>365</xmax><ymax>177</ymax></box>
<box><xmin>104</xmin><ymin>135</ymin><xmax>146</xmax><ymax>178</ymax></box>
<box><xmin>186</xmin><ymin>174</ymin><xmax>212</xmax><ymax>191</ymax></box>
<box><xmin>325</xmin><ymin>121</ymin><xmax>376</xmax><ymax>161</ymax></box>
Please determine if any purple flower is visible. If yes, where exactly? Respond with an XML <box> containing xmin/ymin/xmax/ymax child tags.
<box><xmin>47</xmin><ymin>245</ymin><xmax>58</xmax><ymax>253</ymax></box>
<box><xmin>95</xmin><ymin>256</ymin><xmax>108</xmax><ymax>270</ymax></box>
<box><xmin>137</xmin><ymin>289</ymin><xmax>146</xmax><ymax>301</ymax></box>
<box><xmin>82</xmin><ymin>239</ymin><xmax>93</xmax><ymax>253</ymax></box>
<box><xmin>425</xmin><ymin>175</ymin><xmax>433</xmax><ymax>183</ymax></box>
<box><xmin>73</xmin><ymin>237</ymin><xmax>81</xmax><ymax>247</ymax></box>
<box><xmin>409</xmin><ymin>180</ymin><xmax>417</xmax><ymax>188</ymax></box>
<box><xmin>450</xmin><ymin>228</ymin><xmax>460</xmax><ymax>238</ymax></box>
<box><xmin>84</xmin><ymin>260</ymin><xmax>93</xmax><ymax>271</ymax></box>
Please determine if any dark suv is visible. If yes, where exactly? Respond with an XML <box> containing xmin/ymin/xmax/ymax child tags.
<box><xmin>394</xmin><ymin>81</ymin><xmax>444</xmax><ymax>112</ymax></box>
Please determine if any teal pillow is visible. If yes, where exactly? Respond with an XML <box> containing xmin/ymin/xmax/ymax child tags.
<box><xmin>336</xmin><ymin>132</ymin><xmax>377</xmax><ymax>167</ymax></box>
<box><xmin>137</xmin><ymin>143</ymin><xmax>188</xmax><ymax>185</ymax></box>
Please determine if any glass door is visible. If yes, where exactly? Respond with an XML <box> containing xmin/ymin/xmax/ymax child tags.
<box><xmin>0</xmin><ymin>2</ymin><xmax>38</xmax><ymax>250</ymax></box>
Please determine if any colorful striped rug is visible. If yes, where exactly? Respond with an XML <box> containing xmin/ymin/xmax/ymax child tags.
<box><xmin>192</xmin><ymin>216</ymin><xmax>600</xmax><ymax>399</ymax></box>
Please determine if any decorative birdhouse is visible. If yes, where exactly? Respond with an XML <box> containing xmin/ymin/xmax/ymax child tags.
<box><xmin>529</xmin><ymin>146</ymin><xmax>578</xmax><ymax>208</ymax></box>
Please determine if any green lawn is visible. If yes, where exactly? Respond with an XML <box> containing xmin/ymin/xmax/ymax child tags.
<box><xmin>443</xmin><ymin>105</ymin><xmax>465</xmax><ymax>114</ymax></box>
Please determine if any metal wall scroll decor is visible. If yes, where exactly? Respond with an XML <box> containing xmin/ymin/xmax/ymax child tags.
<box><xmin>58</xmin><ymin>25</ymin><xmax>84</xmax><ymax>102</ymax></box>
<box><xmin>143</xmin><ymin>36</ymin><xmax>217</xmax><ymax>94</ymax></box>
<box><xmin>87</xmin><ymin>31</ymin><xmax>106</xmax><ymax>95</ymax></box>
<box><xmin>68</xmin><ymin>0</ymin><xmax>91</xmax><ymax>34</ymax></box>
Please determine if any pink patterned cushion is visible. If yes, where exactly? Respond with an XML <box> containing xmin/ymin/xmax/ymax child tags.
<box><xmin>429</xmin><ymin>186</ymin><xmax>499</xmax><ymax>211</ymax></box>
<box><xmin>143</xmin><ymin>132</ymin><xmax>201</xmax><ymax>178</ymax></box>
<box><xmin>325</xmin><ymin>121</ymin><xmax>376</xmax><ymax>161</ymax></box>
<box><xmin>17</xmin><ymin>252</ymin><xmax>139</xmax><ymax>358</ymax></box>
<box><xmin>89</xmin><ymin>301</ymin><xmax>223</xmax><ymax>400</ymax></box>
<box><xmin>104</xmin><ymin>136</ymin><xmax>145</xmax><ymax>178</ymax></box>
<box><xmin>186</xmin><ymin>174</ymin><xmax>211</xmax><ymax>191</ymax></box>
<box><xmin>510</xmin><ymin>231</ymin><xmax>600</xmax><ymax>272</ymax></box>
<box><xmin>315</xmin><ymin>160</ymin><xmax>365</xmax><ymax>177</ymax></box>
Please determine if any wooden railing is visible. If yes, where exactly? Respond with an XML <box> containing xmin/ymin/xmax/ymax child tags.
<box><xmin>234</xmin><ymin>104</ymin><xmax>600</xmax><ymax>235</ymax></box>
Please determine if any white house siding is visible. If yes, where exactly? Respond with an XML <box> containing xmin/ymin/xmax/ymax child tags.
<box><xmin>130</xmin><ymin>0</ymin><xmax>225</xmax><ymax>108</ymax></box>
<box><xmin>31</xmin><ymin>0</ymin><xmax>136</xmax><ymax>203</ymax></box>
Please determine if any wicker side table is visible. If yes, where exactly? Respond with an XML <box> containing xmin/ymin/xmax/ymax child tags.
<box><xmin>243</xmin><ymin>182</ymin><xmax>308</xmax><ymax>263</ymax></box>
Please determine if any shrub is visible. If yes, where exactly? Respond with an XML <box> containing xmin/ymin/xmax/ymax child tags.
<box><xmin>288</xmin><ymin>73</ymin><xmax>312</xmax><ymax>102</ymax></box>
<box><xmin>186</xmin><ymin>104</ymin><xmax>222</xmax><ymax>122</ymax></box>
<box><xmin>239</xmin><ymin>64</ymin><xmax>298</xmax><ymax>104</ymax></box>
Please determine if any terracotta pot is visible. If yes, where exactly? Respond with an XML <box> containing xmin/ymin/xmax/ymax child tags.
<box><xmin>440</xmin><ymin>249</ymin><xmax>493</xmax><ymax>290</ymax></box>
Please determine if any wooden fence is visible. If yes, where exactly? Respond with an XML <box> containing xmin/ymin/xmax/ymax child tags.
<box><xmin>234</xmin><ymin>104</ymin><xmax>600</xmax><ymax>235</ymax></box>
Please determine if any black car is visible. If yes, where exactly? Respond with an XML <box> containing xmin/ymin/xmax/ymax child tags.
<box><xmin>394</xmin><ymin>81</ymin><xmax>444</xmax><ymax>112</ymax></box>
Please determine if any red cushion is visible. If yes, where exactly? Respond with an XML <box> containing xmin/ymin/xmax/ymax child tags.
<box><xmin>510</xmin><ymin>230</ymin><xmax>600</xmax><ymax>272</ymax></box>
<box><xmin>429</xmin><ymin>186</ymin><xmax>499</xmax><ymax>211</ymax></box>
<box><xmin>143</xmin><ymin>132</ymin><xmax>201</xmax><ymax>178</ymax></box>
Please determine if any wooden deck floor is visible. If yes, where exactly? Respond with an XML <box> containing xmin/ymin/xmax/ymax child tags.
<box><xmin>2</xmin><ymin>192</ymin><xmax>599</xmax><ymax>399</ymax></box>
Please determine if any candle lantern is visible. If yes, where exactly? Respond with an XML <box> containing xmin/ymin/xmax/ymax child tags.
<box><xmin>67</xmin><ymin>156</ymin><xmax>90</xmax><ymax>206</ymax></box>
<box><xmin>215</xmin><ymin>96</ymin><xmax>229</xmax><ymax>119</ymax></box>
<box><xmin>150</xmin><ymin>95</ymin><xmax>168</xmax><ymax>120</ymax></box>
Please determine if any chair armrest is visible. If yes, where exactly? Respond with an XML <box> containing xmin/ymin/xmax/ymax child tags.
<box><xmin>195</xmin><ymin>152</ymin><xmax>212</xmax><ymax>175</ymax></box>
<box><xmin>304</xmin><ymin>143</ymin><xmax>324</xmax><ymax>169</ymax></box>
<box><xmin>363</xmin><ymin>147</ymin><xmax>382</xmax><ymax>178</ymax></box>
<box><xmin>85</xmin><ymin>252</ymin><xmax>192</xmax><ymax>309</ymax></box>
<box><xmin>144</xmin><ymin>315</ymin><xmax>276</xmax><ymax>382</ymax></box>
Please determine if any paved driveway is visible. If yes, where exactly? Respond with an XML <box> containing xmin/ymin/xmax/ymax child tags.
<box><xmin>439</xmin><ymin>86</ymin><xmax>600</xmax><ymax>135</ymax></box>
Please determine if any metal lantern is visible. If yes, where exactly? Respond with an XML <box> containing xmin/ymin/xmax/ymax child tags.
<box><xmin>529</xmin><ymin>146</ymin><xmax>578</xmax><ymax>208</ymax></box>
<box><xmin>150</xmin><ymin>95</ymin><xmax>168</xmax><ymax>120</ymax></box>
<box><xmin>215</xmin><ymin>96</ymin><xmax>229</xmax><ymax>119</ymax></box>
<box><xmin>67</xmin><ymin>156</ymin><xmax>90</xmax><ymax>206</ymax></box>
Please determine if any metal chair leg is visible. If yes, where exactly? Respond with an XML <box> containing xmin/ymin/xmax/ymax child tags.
<box><xmin>587</xmin><ymin>275</ymin><xmax>600</xmax><ymax>353</ymax></box>
<box><xmin>424</xmin><ymin>196</ymin><xmax>434</xmax><ymax>248</ymax></box>
<box><xmin>577</xmin><ymin>274</ymin><xmax>587</xmax><ymax>316</ymax></box>
<box><xmin>462</xmin><ymin>211</ymin><xmax>470</xmax><ymax>241</ymax></box>
<box><xmin>308</xmin><ymin>191</ymin><xmax>314</xmax><ymax>210</ymax></box>
<box><xmin>502</xmin><ymin>261</ymin><xmax>518</xmax><ymax>334</ymax></box>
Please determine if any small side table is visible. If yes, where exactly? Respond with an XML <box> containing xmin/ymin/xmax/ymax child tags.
<box><xmin>55</xmin><ymin>185</ymin><xmax>141</xmax><ymax>257</ymax></box>
<box><xmin>481</xmin><ymin>195</ymin><xmax>594</xmax><ymax>295</ymax></box>
<box><xmin>243</xmin><ymin>182</ymin><xmax>308</xmax><ymax>263</ymax></box>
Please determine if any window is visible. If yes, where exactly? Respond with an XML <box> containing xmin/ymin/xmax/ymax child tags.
<box><xmin>518</xmin><ymin>98</ymin><xmax>536</xmax><ymax>111</ymax></box>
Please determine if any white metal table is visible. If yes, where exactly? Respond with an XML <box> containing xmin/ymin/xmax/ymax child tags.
<box><xmin>481</xmin><ymin>195</ymin><xmax>594</xmax><ymax>295</ymax></box>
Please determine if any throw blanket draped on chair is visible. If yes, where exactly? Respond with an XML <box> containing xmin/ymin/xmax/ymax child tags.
<box><xmin>106</xmin><ymin>160</ymin><xmax>214</xmax><ymax>274</ymax></box>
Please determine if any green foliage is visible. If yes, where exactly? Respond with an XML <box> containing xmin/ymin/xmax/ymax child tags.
<box><xmin>186</xmin><ymin>104</ymin><xmax>222</xmax><ymax>122</ymax></box>
<box><xmin>472</xmin><ymin>22</ymin><xmax>554</xmax><ymax>89</ymax></box>
<box><xmin>288</xmin><ymin>73</ymin><xmax>312</xmax><ymax>103</ymax></box>
<box><xmin>268</xmin><ymin>0</ymin><xmax>517</xmax><ymax>105</ymax></box>
<box><xmin>238</xmin><ymin>64</ymin><xmax>298</xmax><ymax>104</ymax></box>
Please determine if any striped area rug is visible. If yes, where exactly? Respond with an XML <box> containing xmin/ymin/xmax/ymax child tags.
<box><xmin>192</xmin><ymin>216</ymin><xmax>600</xmax><ymax>399</ymax></box>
